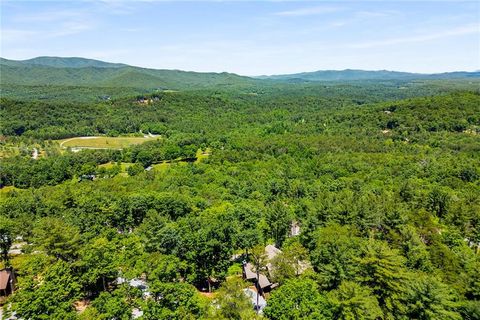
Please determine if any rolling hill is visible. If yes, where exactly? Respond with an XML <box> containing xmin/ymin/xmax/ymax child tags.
<box><xmin>0</xmin><ymin>57</ymin><xmax>256</xmax><ymax>90</ymax></box>
<box><xmin>2</xmin><ymin>57</ymin><xmax>479</xmax><ymax>90</ymax></box>
<box><xmin>1</xmin><ymin>57</ymin><xmax>479</xmax><ymax>103</ymax></box>
<box><xmin>0</xmin><ymin>56</ymin><xmax>127</xmax><ymax>68</ymax></box>
<box><xmin>258</xmin><ymin>69</ymin><xmax>480</xmax><ymax>81</ymax></box>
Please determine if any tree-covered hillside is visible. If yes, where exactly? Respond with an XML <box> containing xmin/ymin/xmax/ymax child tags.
<box><xmin>2</xmin><ymin>57</ymin><xmax>479</xmax><ymax>104</ymax></box>
<box><xmin>0</xmin><ymin>57</ymin><xmax>256</xmax><ymax>91</ymax></box>
<box><xmin>0</xmin><ymin>81</ymin><xmax>479</xmax><ymax>319</ymax></box>
<box><xmin>0</xmin><ymin>56</ymin><xmax>127</xmax><ymax>68</ymax></box>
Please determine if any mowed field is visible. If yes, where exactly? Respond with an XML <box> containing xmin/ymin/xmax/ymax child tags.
<box><xmin>97</xmin><ymin>149</ymin><xmax>212</xmax><ymax>175</ymax></box>
<box><xmin>57</xmin><ymin>136</ymin><xmax>160</xmax><ymax>149</ymax></box>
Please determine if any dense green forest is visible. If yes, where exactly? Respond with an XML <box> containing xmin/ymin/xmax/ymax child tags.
<box><xmin>0</xmin><ymin>72</ymin><xmax>479</xmax><ymax>319</ymax></box>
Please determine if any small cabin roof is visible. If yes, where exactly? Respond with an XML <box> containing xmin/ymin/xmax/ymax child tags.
<box><xmin>243</xmin><ymin>263</ymin><xmax>257</xmax><ymax>280</ymax></box>
<box><xmin>257</xmin><ymin>274</ymin><xmax>272</xmax><ymax>289</ymax></box>
<box><xmin>0</xmin><ymin>270</ymin><xmax>11</xmax><ymax>290</ymax></box>
<box><xmin>265</xmin><ymin>244</ymin><xmax>282</xmax><ymax>260</ymax></box>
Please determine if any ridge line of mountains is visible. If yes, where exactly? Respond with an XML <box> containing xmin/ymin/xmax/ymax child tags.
<box><xmin>1</xmin><ymin>56</ymin><xmax>479</xmax><ymax>90</ymax></box>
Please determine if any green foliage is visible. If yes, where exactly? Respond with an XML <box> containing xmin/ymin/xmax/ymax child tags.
<box><xmin>263</xmin><ymin>278</ymin><xmax>329</xmax><ymax>319</ymax></box>
<box><xmin>11</xmin><ymin>260</ymin><xmax>80</xmax><ymax>320</ymax></box>
<box><xmin>145</xmin><ymin>282</ymin><xmax>204</xmax><ymax>319</ymax></box>
<box><xmin>266</xmin><ymin>201</ymin><xmax>291</xmax><ymax>247</ymax></box>
<box><xmin>210</xmin><ymin>277</ymin><xmax>256</xmax><ymax>320</ymax></box>
<box><xmin>32</xmin><ymin>217</ymin><xmax>81</xmax><ymax>261</ymax></box>
<box><xmin>0</xmin><ymin>216</ymin><xmax>14</xmax><ymax>266</ymax></box>
<box><xmin>326</xmin><ymin>281</ymin><xmax>383</xmax><ymax>320</ymax></box>
<box><xmin>146</xmin><ymin>252</ymin><xmax>187</xmax><ymax>283</ymax></box>
<box><xmin>356</xmin><ymin>240</ymin><xmax>410</xmax><ymax>318</ymax></box>
<box><xmin>90</xmin><ymin>289</ymin><xmax>132</xmax><ymax>320</ymax></box>
<box><xmin>406</xmin><ymin>275</ymin><xmax>462</xmax><ymax>320</ymax></box>
<box><xmin>127</xmin><ymin>163</ymin><xmax>144</xmax><ymax>176</ymax></box>
<box><xmin>77</xmin><ymin>237</ymin><xmax>118</xmax><ymax>290</ymax></box>
<box><xmin>1</xmin><ymin>81</ymin><xmax>479</xmax><ymax>319</ymax></box>
<box><xmin>310</xmin><ymin>224</ymin><xmax>363</xmax><ymax>289</ymax></box>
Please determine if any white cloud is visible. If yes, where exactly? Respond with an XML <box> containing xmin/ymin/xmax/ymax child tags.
<box><xmin>92</xmin><ymin>0</ymin><xmax>138</xmax><ymax>15</ymax></box>
<box><xmin>348</xmin><ymin>23</ymin><xmax>480</xmax><ymax>49</ymax></box>
<box><xmin>0</xmin><ymin>29</ymin><xmax>39</xmax><ymax>43</ymax></box>
<box><xmin>12</xmin><ymin>9</ymin><xmax>84</xmax><ymax>23</ymax></box>
<box><xmin>327</xmin><ymin>10</ymin><xmax>399</xmax><ymax>29</ymax></box>
<box><xmin>1</xmin><ymin>21</ymin><xmax>95</xmax><ymax>44</ymax></box>
<box><xmin>5</xmin><ymin>6</ymin><xmax>97</xmax><ymax>41</ymax></box>
<box><xmin>49</xmin><ymin>21</ymin><xmax>96</xmax><ymax>37</ymax></box>
<box><xmin>354</xmin><ymin>10</ymin><xmax>398</xmax><ymax>19</ymax></box>
<box><xmin>274</xmin><ymin>6</ymin><xmax>342</xmax><ymax>17</ymax></box>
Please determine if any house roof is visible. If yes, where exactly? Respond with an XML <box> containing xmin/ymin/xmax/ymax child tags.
<box><xmin>257</xmin><ymin>274</ymin><xmax>271</xmax><ymax>289</ymax></box>
<box><xmin>265</xmin><ymin>244</ymin><xmax>282</xmax><ymax>260</ymax></box>
<box><xmin>0</xmin><ymin>270</ymin><xmax>11</xmax><ymax>290</ymax></box>
<box><xmin>243</xmin><ymin>263</ymin><xmax>272</xmax><ymax>288</ymax></box>
<box><xmin>265</xmin><ymin>244</ymin><xmax>282</xmax><ymax>276</ymax></box>
<box><xmin>243</xmin><ymin>263</ymin><xmax>257</xmax><ymax>280</ymax></box>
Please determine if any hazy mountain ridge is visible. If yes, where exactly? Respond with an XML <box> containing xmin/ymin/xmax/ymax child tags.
<box><xmin>258</xmin><ymin>69</ymin><xmax>480</xmax><ymax>81</ymax></box>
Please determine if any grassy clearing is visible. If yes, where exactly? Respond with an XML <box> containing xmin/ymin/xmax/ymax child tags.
<box><xmin>98</xmin><ymin>162</ymin><xmax>135</xmax><ymax>177</ymax></box>
<box><xmin>151</xmin><ymin>161</ymin><xmax>188</xmax><ymax>172</ymax></box>
<box><xmin>95</xmin><ymin>149</ymin><xmax>211</xmax><ymax>176</ymax></box>
<box><xmin>57</xmin><ymin>136</ymin><xmax>160</xmax><ymax>149</ymax></box>
<box><xmin>0</xmin><ymin>144</ymin><xmax>44</xmax><ymax>159</ymax></box>
<box><xmin>98</xmin><ymin>162</ymin><xmax>134</xmax><ymax>170</ymax></box>
<box><xmin>195</xmin><ymin>148</ymin><xmax>211</xmax><ymax>163</ymax></box>
<box><xmin>0</xmin><ymin>186</ymin><xmax>20</xmax><ymax>194</ymax></box>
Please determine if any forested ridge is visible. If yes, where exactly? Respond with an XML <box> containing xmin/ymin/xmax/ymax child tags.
<box><xmin>0</xmin><ymin>79</ymin><xmax>479</xmax><ymax>319</ymax></box>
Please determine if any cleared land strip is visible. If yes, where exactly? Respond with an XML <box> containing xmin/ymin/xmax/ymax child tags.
<box><xmin>58</xmin><ymin>135</ymin><xmax>160</xmax><ymax>150</ymax></box>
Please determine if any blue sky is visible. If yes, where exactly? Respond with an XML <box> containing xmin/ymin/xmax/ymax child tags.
<box><xmin>1</xmin><ymin>1</ymin><xmax>479</xmax><ymax>75</ymax></box>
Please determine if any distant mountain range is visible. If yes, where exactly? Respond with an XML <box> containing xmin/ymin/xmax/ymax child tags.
<box><xmin>1</xmin><ymin>57</ymin><xmax>479</xmax><ymax>90</ymax></box>
<box><xmin>0</xmin><ymin>56</ymin><xmax>254</xmax><ymax>90</ymax></box>
<box><xmin>257</xmin><ymin>69</ymin><xmax>480</xmax><ymax>81</ymax></box>
<box><xmin>0</xmin><ymin>56</ymin><xmax>127</xmax><ymax>69</ymax></box>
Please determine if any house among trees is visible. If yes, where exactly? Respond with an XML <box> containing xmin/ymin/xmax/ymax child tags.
<box><xmin>0</xmin><ymin>268</ymin><xmax>16</xmax><ymax>299</ymax></box>
<box><xmin>243</xmin><ymin>262</ymin><xmax>276</xmax><ymax>295</ymax></box>
<box><xmin>242</xmin><ymin>245</ymin><xmax>282</xmax><ymax>296</ymax></box>
<box><xmin>79</xmin><ymin>174</ymin><xmax>96</xmax><ymax>181</ymax></box>
<box><xmin>136</xmin><ymin>96</ymin><xmax>154</xmax><ymax>105</ymax></box>
<box><xmin>242</xmin><ymin>243</ymin><xmax>310</xmax><ymax>298</ymax></box>
<box><xmin>290</xmin><ymin>221</ymin><xmax>301</xmax><ymax>237</ymax></box>
<box><xmin>116</xmin><ymin>276</ymin><xmax>150</xmax><ymax>299</ymax></box>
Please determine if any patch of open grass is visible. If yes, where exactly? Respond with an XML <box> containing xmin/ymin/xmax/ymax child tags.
<box><xmin>195</xmin><ymin>148</ymin><xmax>211</xmax><ymax>163</ymax></box>
<box><xmin>57</xmin><ymin>136</ymin><xmax>160</xmax><ymax>149</ymax></box>
<box><xmin>152</xmin><ymin>161</ymin><xmax>181</xmax><ymax>172</ymax></box>
<box><xmin>0</xmin><ymin>185</ymin><xmax>20</xmax><ymax>194</ymax></box>
<box><xmin>98</xmin><ymin>162</ymin><xmax>134</xmax><ymax>170</ymax></box>
<box><xmin>93</xmin><ymin>148</ymin><xmax>211</xmax><ymax>178</ymax></box>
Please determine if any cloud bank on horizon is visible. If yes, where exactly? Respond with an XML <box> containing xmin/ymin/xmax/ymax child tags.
<box><xmin>1</xmin><ymin>0</ymin><xmax>479</xmax><ymax>75</ymax></box>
